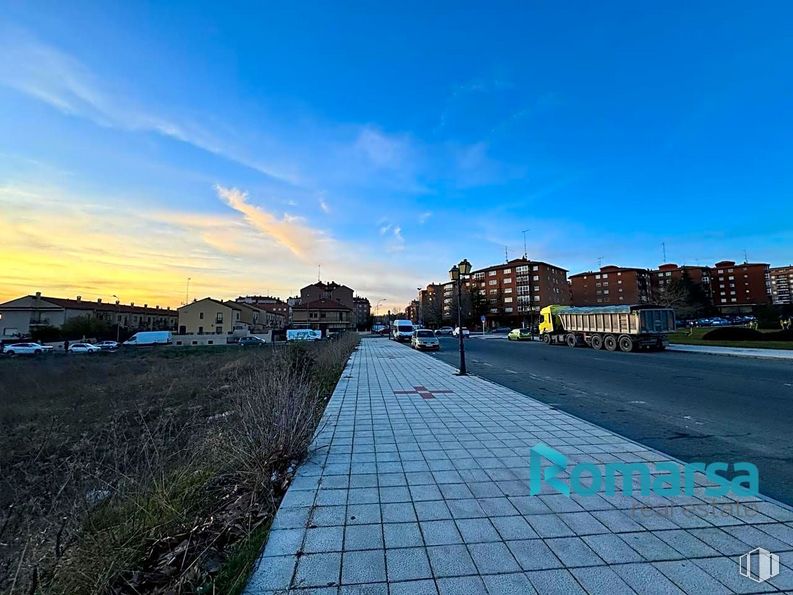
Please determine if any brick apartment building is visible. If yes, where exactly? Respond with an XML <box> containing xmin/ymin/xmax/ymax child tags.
<box><xmin>770</xmin><ymin>266</ymin><xmax>793</xmax><ymax>305</ymax></box>
<box><xmin>353</xmin><ymin>296</ymin><xmax>371</xmax><ymax>329</ymax></box>
<box><xmin>0</xmin><ymin>292</ymin><xmax>177</xmax><ymax>338</ymax></box>
<box><xmin>290</xmin><ymin>281</ymin><xmax>357</xmax><ymax>336</ymax></box>
<box><xmin>236</xmin><ymin>295</ymin><xmax>289</xmax><ymax>319</ymax></box>
<box><xmin>653</xmin><ymin>263</ymin><xmax>713</xmax><ymax>300</ymax></box>
<box><xmin>570</xmin><ymin>265</ymin><xmax>653</xmax><ymax>306</ymax></box>
<box><xmin>710</xmin><ymin>260</ymin><xmax>771</xmax><ymax>311</ymax></box>
<box><xmin>417</xmin><ymin>259</ymin><xmax>569</xmax><ymax>328</ymax></box>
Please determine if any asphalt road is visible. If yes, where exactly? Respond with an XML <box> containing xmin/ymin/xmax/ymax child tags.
<box><xmin>427</xmin><ymin>336</ymin><xmax>793</xmax><ymax>506</ymax></box>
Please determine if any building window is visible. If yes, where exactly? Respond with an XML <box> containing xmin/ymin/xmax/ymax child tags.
<box><xmin>504</xmin><ymin>287</ymin><xmax>513</xmax><ymax>294</ymax></box>
<box><xmin>216</xmin><ymin>313</ymin><xmax>223</xmax><ymax>323</ymax></box>
<box><xmin>199</xmin><ymin>312</ymin><xmax>204</xmax><ymax>319</ymax></box>
<box><xmin>489</xmin><ymin>280</ymin><xmax>497</xmax><ymax>286</ymax></box>
<box><xmin>503</xmin><ymin>278</ymin><xmax>512</xmax><ymax>284</ymax></box>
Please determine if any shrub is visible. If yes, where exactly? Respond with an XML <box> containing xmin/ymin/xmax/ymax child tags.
<box><xmin>702</xmin><ymin>327</ymin><xmax>764</xmax><ymax>341</ymax></box>
<box><xmin>761</xmin><ymin>329</ymin><xmax>793</xmax><ymax>341</ymax></box>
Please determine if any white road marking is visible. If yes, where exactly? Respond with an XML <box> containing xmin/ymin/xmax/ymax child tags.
<box><xmin>482</xmin><ymin>362</ymin><xmax>494</xmax><ymax>367</ymax></box>
<box><xmin>505</xmin><ymin>369</ymin><xmax>518</xmax><ymax>374</ymax></box>
<box><xmin>628</xmin><ymin>400</ymin><xmax>646</xmax><ymax>404</ymax></box>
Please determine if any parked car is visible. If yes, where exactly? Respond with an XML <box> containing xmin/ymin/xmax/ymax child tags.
<box><xmin>452</xmin><ymin>327</ymin><xmax>470</xmax><ymax>337</ymax></box>
<box><xmin>411</xmin><ymin>329</ymin><xmax>440</xmax><ymax>351</ymax></box>
<box><xmin>488</xmin><ymin>327</ymin><xmax>512</xmax><ymax>334</ymax></box>
<box><xmin>435</xmin><ymin>327</ymin><xmax>454</xmax><ymax>336</ymax></box>
<box><xmin>95</xmin><ymin>340</ymin><xmax>119</xmax><ymax>351</ymax></box>
<box><xmin>508</xmin><ymin>328</ymin><xmax>533</xmax><ymax>341</ymax></box>
<box><xmin>69</xmin><ymin>342</ymin><xmax>102</xmax><ymax>353</ymax></box>
<box><xmin>239</xmin><ymin>336</ymin><xmax>267</xmax><ymax>347</ymax></box>
<box><xmin>3</xmin><ymin>342</ymin><xmax>54</xmax><ymax>355</ymax></box>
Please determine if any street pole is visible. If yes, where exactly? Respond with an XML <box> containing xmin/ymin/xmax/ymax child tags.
<box><xmin>113</xmin><ymin>294</ymin><xmax>121</xmax><ymax>342</ymax></box>
<box><xmin>456</xmin><ymin>277</ymin><xmax>466</xmax><ymax>375</ymax></box>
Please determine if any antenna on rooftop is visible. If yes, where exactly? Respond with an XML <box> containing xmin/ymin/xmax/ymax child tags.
<box><xmin>505</xmin><ymin>246</ymin><xmax>509</xmax><ymax>263</ymax></box>
<box><xmin>597</xmin><ymin>256</ymin><xmax>603</xmax><ymax>268</ymax></box>
<box><xmin>662</xmin><ymin>242</ymin><xmax>667</xmax><ymax>262</ymax></box>
<box><xmin>522</xmin><ymin>229</ymin><xmax>530</xmax><ymax>259</ymax></box>
<box><xmin>317</xmin><ymin>264</ymin><xmax>321</xmax><ymax>282</ymax></box>
<box><xmin>744</xmin><ymin>249</ymin><xmax>749</xmax><ymax>263</ymax></box>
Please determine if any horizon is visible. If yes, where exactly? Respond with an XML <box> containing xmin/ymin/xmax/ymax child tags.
<box><xmin>3</xmin><ymin>3</ymin><xmax>793</xmax><ymax>309</ymax></box>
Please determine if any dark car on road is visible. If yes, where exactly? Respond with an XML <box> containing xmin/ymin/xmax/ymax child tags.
<box><xmin>239</xmin><ymin>336</ymin><xmax>268</xmax><ymax>347</ymax></box>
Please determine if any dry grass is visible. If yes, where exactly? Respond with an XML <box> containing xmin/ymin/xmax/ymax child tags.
<box><xmin>0</xmin><ymin>334</ymin><xmax>359</xmax><ymax>594</ymax></box>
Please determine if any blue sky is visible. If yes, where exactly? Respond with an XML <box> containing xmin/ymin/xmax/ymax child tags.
<box><xmin>1</xmin><ymin>2</ymin><xmax>792</xmax><ymax>308</ymax></box>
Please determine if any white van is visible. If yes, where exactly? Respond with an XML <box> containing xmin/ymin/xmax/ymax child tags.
<box><xmin>123</xmin><ymin>331</ymin><xmax>172</xmax><ymax>346</ymax></box>
<box><xmin>391</xmin><ymin>320</ymin><xmax>414</xmax><ymax>342</ymax></box>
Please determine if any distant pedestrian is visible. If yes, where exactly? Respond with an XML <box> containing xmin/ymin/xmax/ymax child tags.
<box><xmin>63</xmin><ymin>339</ymin><xmax>69</xmax><ymax>352</ymax></box>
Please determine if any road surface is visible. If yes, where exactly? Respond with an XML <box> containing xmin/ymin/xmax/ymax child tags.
<box><xmin>428</xmin><ymin>336</ymin><xmax>793</xmax><ymax>505</ymax></box>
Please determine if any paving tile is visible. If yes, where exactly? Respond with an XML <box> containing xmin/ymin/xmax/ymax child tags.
<box><xmin>304</xmin><ymin>526</ymin><xmax>345</xmax><ymax>553</ymax></box>
<box><xmin>653</xmin><ymin>560</ymin><xmax>732</xmax><ymax>594</ymax></box>
<box><xmin>455</xmin><ymin>517</ymin><xmax>501</xmax><ymax>543</ymax></box>
<box><xmin>272</xmin><ymin>506</ymin><xmax>312</xmax><ymax>530</ymax></box>
<box><xmin>311</xmin><ymin>505</ymin><xmax>347</xmax><ymax>527</ymax></box>
<box><xmin>612</xmin><ymin>562</ymin><xmax>684</xmax><ymax>594</ymax></box>
<box><xmin>243</xmin><ymin>555</ymin><xmax>297</xmax><ymax>592</ymax></box>
<box><xmin>448</xmin><ymin>498</ymin><xmax>487</xmax><ymax>519</ymax></box>
<box><xmin>506</xmin><ymin>539</ymin><xmax>562</xmax><ymax>571</ymax></box>
<box><xmin>409</xmin><ymin>484</ymin><xmax>443</xmax><ymax>501</ymax></box>
<box><xmin>337</xmin><ymin>583</ymin><xmax>388</xmax><ymax>594</ymax></box>
<box><xmin>619</xmin><ymin>531</ymin><xmax>684</xmax><ymax>561</ymax></box>
<box><xmin>490</xmin><ymin>515</ymin><xmax>537</xmax><ymax>541</ymax></box>
<box><xmin>294</xmin><ymin>552</ymin><xmax>342</xmax><ymax>588</ymax></box>
<box><xmin>426</xmin><ymin>544</ymin><xmax>478</xmax><ymax>577</ymax></box>
<box><xmin>389</xmin><ymin>579</ymin><xmax>439</xmax><ymax>595</ymax></box>
<box><xmin>347</xmin><ymin>487</ymin><xmax>380</xmax><ymax>504</ymax></box>
<box><xmin>694</xmin><ymin>556</ymin><xmax>778</xmax><ymax>594</ymax></box>
<box><xmin>525</xmin><ymin>513</ymin><xmax>576</xmax><ymax>538</ymax></box>
<box><xmin>582</xmin><ymin>533</ymin><xmax>644</xmax><ymax>564</ymax></box>
<box><xmin>344</xmin><ymin>524</ymin><xmax>383</xmax><ymax>551</ymax></box>
<box><xmin>382</xmin><ymin>502</ymin><xmax>417</xmax><ymax>523</ymax></box>
<box><xmin>436</xmin><ymin>575</ymin><xmax>488</xmax><ymax>595</ymax></box>
<box><xmin>570</xmin><ymin>566</ymin><xmax>635</xmax><ymax>594</ymax></box>
<box><xmin>385</xmin><ymin>547</ymin><xmax>433</xmax><ymax>582</ymax></box>
<box><xmin>415</xmin><ymin>500</ymin><xmax>453</xmax><ymax>521</ymax></box>
<box><xmin>468</xmin><ymin>541</ymin><xmax>522</xmax><ymax>574</ymax></box>
<box><xmin>347</xmin><ymin>503</ymin><xmax>382</xmax><ymax>525</ymax></box>
<box><xmin>262</xmin><ymin>528</ymin><xmax>304</xmax><ymax>557</ymax></box>
<box><xmin>545</xmin><ymin>536</ymin><xmax>604</xmax><ymax>567</ymax></box>
<box><xmin>420</xmin><ymin>519</ymin><xmax>464</xmax><ymax>545</ymax></box>
<box><xmin>525</xmin><ymin>569</ymin><xmax>586</xmax><ymax>594</ymax></box>
<box><xmin>383</xmin><ymin>522</ymin><xmax>424</xmax><ymax>548</ymax></box>
<box><xmin>342</xmin><ymin>549</ymin><xmax>387</xmax><ymax>584</ymax></box>
<box><xmin>379</xmin><ymin>486</ymin><xmax>411</xmax><ymax>503</ymax></box>
<box><xmin>481</xmin><ymin>572</ymin><xmax>537</xmax><ymax>595</ymax></box>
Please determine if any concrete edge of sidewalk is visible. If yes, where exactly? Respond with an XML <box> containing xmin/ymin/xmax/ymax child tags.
<box><xmin>461</xmin><ymin>360</ymin><xmax>793</xmax><ymax>515</ymax></box>
<box><xmin>668</xmin><ymin>343</ymin><xmax>793</xmax><ymax>360</ymax></box>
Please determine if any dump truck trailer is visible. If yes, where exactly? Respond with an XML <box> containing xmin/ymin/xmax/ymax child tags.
<box><xmin>538</xmin><ymin>305</ymin><xmax>675</xmax><ymax>352</ymax></box>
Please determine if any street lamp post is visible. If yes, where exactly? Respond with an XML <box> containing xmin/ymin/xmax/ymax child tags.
<box><xmin>449</xmin><ymin>259</ymin><xmax>472</xmax><ymax>375</ymax></box>
<box><xmin>112</xmin><ymin>294</ymin><xmax>121</xmax><ymax>342</ymax></box>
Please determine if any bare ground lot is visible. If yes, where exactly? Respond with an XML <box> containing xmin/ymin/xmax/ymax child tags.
<box><xmin>0</xmin><ymin>338</ymin><xmax>357</xmax><ymax>594</ymax></box>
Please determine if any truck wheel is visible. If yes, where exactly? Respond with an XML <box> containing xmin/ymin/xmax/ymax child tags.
<box><xmin>541</xmin><ymin>333</ymin><xmax>551</xmax><ymax>345</ymax></box>
<box><xmin>566</xmin><ymin>334</ymin><xmax>577</xmax><ymax>347</ymax></box>
<box><xmin>591</xmin><ymin>335</ymin><xmax>603</xmax><ymax>350</ymax></box>
<box><xmin>604</xmin><ymin>335</ymin><xmax>617</xmax><ymax>351</ymax></box>
<box><xmin>618</xmin><ymin>335</ymin><xmax>634</xmax><ymax>352</ymax></box>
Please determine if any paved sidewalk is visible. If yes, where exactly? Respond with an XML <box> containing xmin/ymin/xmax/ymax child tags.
<box><xmin>668</xmin><ymin>343</ymin><xmax>793</xmax><ymax>360</ymax></box>
<box><xmin>245</xmin><ymin>339</ymin><xmax>793</xmax><ymax>594</ymax></box>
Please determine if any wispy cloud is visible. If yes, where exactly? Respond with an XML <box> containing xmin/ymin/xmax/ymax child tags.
<box><xmin>418</xmin><ymin>211</ymin><xmax>433</xmax><ymax>224</ymax></box>
<box><xmin>215</xmin><ymin>185</ymin><xmax>324</xmax><ymax>259</ymax></box>
<box><xmin>0</xmin><ymin>27</ymin><xmax>301</xmax><ymax>185</ymax></box>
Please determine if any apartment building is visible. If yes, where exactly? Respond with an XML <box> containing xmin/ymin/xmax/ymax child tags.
<box><xmin>0</xmin><ymin>292</ymin><xmax>177</xmax><ymax>338</ymax></box>
<box><xmin>468</xmin><ymin>258</ymin><xmax>570</xmax><ymax>327</ymax></box>
<box><xmin>710</xmin><ymin>261</ymin><xmax>771</xmax><ymax>310</ymax></box>
<box><xmin>301</xmin><ymin>281</ymin><xmax>354</xmax><ymax>310</ymax></box>
<box><xmin>177</xmin><ymin>298</ymin><xmax>244</xmax><ymax>335</ymax></box>
<box><xmin>770</xmin><ymin>265</ymin><xmax>793</xmax><ymax>305</ymax></box>
<box><xmin>353</xmin><ymin>296</ymin><xmax>371</xmax><ymax>329</ymax></box>
<box><xmin>570</xmin><ymin>265</ymin><xmax>653</xmax><ymax>306</ymax></box>
<box><xmin>291</xmin><ymin>299</ymin><xmax>354</xmax><ymax>335</ymax></box>
<box><xmin>236</xmin><ymin>295</ymin><xmax>289</xmax><ymax>321</ymax></box>
<box><xmin>228</xmin><ymin>301</ymin><xmax>285</xmax><ymax>331</ymax></box>
<box><xmin>417</xmin><ymin>283</ymin><xmax>444</xmax><ymax>327</ymax></box>
<box><xmin>653</xmin><ymin>263</ymin><xmax>713</xmax><ymax>300</ymax></box>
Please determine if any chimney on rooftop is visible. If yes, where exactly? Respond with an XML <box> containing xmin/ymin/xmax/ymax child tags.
<box><xmin>130</xmin><ymin>302</ymin><xmax>135</xmax><ymax>307</ymax></box>
<box><xmin>97</xmin><ymin>298</ymin><xmax>102</xmax><ymax>303</ymax></box>
<box><xmin>144</xmin><ymin>304</ymin><xmax>148</xmax><ymax>308</ymax></box>
<box><xmin>76</xmin><ymin>296</ymin><xmax>81</xmax><ymax>301</ymax></box>
<box><xmin>35</xmin><ymin>291</ymin><xmax>41</xmax><ymax>298</ymax></box>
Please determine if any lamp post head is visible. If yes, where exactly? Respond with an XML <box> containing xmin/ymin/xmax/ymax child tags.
<box><xmin>449</xmin><ymin>265</ymin><xmax>460</xmax><ymax>281</ymax></box>
<box><xmin>458</xmin><ymin>259</ymin><xmax>472</xmax><ymax>276</ymax></box>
